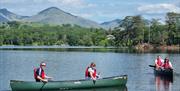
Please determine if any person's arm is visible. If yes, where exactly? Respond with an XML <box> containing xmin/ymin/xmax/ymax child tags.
<box><xmin>96</xmin><ymin>72</ymin><xmax>100</xmax><ymax>78</ymax></box>
<box><xmin>88</xmin><ymin>68</ymin><xmax>96</xmax><ymax>80</ymax></box>
<box><xmin>90</xmin><ymin>71</ymin><xmax>96</xmax><ymax>80</ymax></box>
<box><xmin>155</xmin><ymin>60</ymin><xmax>158</xmax><ymax>67</ymax></box>
<box><xmin>169</xmin><ymin>62</ymin><xmax>173</xmax><ymax>69</ymax></box>
<box><xmin>37</xmin><ymin>76</ymin><xmax>48</xmax><ymax>82</ymax></box>
<box><xmin>161</xmin><ymin>59</ymin><xmax>164</xmax><ymax>63</ymax></box>
<box><xmin>45</xmin><ymin>75</ymin><xmax>53</xmax><ymax>79</ymax></box>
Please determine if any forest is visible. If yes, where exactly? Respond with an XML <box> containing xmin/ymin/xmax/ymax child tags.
<box><xmin>0</xmin><ymin>12</ymin><xmax>179</xmax><ymax>47</ymax></box>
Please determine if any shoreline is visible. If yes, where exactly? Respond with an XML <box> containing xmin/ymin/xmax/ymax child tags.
<box><xmin>0</xmin><ymin>45</ymin><xmax>179</xmax><ymax>53</ymax></box>
<box><xmin>135</xmin><ymin>43</ymin><xmax>179</xmax><ymax>52</ymax></box>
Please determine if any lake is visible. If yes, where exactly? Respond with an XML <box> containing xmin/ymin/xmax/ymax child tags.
<box><xmin>0</xmin><ymin>47</ymin><xmax>180</xmax><ymax>91</ymax></box>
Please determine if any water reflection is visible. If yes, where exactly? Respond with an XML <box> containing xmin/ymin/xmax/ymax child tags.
<box><xmin>10</xmin><ymin>86</ymin><xmax>127</xmax><ymax>91</ymax></box>
<box><xmin>54</xmin><ymin>86</ymin><xmax>127</xmax><ymax>91</ymax></box>
<box><xmin>155</xmin><ymin>75</ymin><xmax>173</xmax><ymax>91</ymax></box>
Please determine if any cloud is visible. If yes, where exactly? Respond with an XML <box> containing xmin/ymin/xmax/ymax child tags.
<box><xmin>0</xmin><ymin>0</ymin><xmax>26</xmax><ymax>4</ymax></box>
<box><xmin>76</xmin><ymin>13</ymin><xmax>93</xmax><ymax>18</ymax></box>
<box><xmin>48</xmin><ymin>0</ymin><xmax>83</xmax><ymax>5</ymax></box>
<box><xmin>47</xmin><ymin>0</ymin><xmax>93</xmax><ymax>8</ymax></box>
<box><xmin>138</xmin><ymin>3</ymin><xmax>180</xmax><ymax>14</ymax></box>
<box><xmin>32</xmin><ymin>0</ymin><xmax>44</xmax><ymax>3</ymax></box>
<box><xmin>0</xmin><ymin>0</ymin><xmax>95</xmax><ymax>8</ymax></box>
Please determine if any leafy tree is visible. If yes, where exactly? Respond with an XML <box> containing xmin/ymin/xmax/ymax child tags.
<box><xmin>150</xmin><ymin>19</ymin><xmax>167</xmax><ymax>45</ymax></box>
<box><xmin>113</xmin><ymin>15</ymin><xmax>146</xmax><ymax>46</ymax></box>
<box><xmin>166</xmin><ymin>12</ymin><xmax>180</xmax><ymax>45</ymax></box>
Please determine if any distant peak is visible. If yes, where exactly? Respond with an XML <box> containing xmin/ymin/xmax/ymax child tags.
<box><xmin>0</xmin><ymin>8</ymin><xmax>8</xmax><ymax>12</ymax></box>
<box><xmin>48</xmin><ymin>7</ymin><xmax>59</xmax><ymax>10</ymax></box>
<box><xmin>38</xmin><ymin>7</ymin><xmax>64</xmax><ymax>14</ymax></box>
<box><xmin>0</xmin><ymin>8</ymin><xmax>15</xmax><ymax>15</ymax></box>
<box><xmin>114</xmin><ymin>19</ymin><xmax>121</xmax><ymax>21</ymax></box>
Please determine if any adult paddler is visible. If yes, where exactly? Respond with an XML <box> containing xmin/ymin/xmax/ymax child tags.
<box><xmin>34</xmin><ymin>62</ymin><xmax>53</xmax><ymax>83</ymax></box>
<box><xmin>85</xmin><ymin>62</ymin><xmax>100</xmax><ymax>80</ymax></box>
<box><xmin>155</xmin><ymin>55</ymin><xmax>164</xmax><ymax>70</ymax></box>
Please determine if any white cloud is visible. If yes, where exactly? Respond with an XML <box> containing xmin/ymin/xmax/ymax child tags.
<box><xmin>0</xmin><ymin>0</ymin><xmax>26</xmax><ymax>4</ymax></box>
<box><xmin>32</xmin><ymin>0</ymin><xmax>44</xmax><ymax>3</ymax></box>
<box><xmin>87</xmin><ymin>3</ymin><xmax>97</xmax><ymax>8</ymax></box>
<box><xmin>48</xmin><ymin>0</ymin><xmax>82</xmax><ymax>5</ymax></box>
<box><xmin>0</xmin><ymin>0</ymin><xmax>94</xmax><ymax>8</ymax></box>
<box><xmin>138</xmin><ymin>3</ymin><xmax>180</xmax><ymax>14</ymax></box>
<box><xmin>76</xmin><ymin>13</ymin><xmax>93</xmax><ymax>18</ymax></box>
<box><xmin>47</xmin><ymin>0</ymin><xmax>87</xmax><ymax>8</ymax></box>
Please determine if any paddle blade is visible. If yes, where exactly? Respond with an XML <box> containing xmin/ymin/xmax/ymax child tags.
<box><xmin>149</xmin><ymin>65</ymin><xmax>155</xmax><ymax>68</ymax></box>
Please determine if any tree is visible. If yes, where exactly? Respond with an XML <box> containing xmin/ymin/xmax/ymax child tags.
<box><xmin>166</xmin><ymin>12</ymin><xmax>180</xmax><ymax>45</ymax></box>
<box><xmin>112</xmin><ymin>15</ymin><xmax>146</xmax><ymax>46</ymax></box>
<box><xmin>150</xmin><ymin>19</ymin><xmax>167</xmax><ymax>45</ymax></box>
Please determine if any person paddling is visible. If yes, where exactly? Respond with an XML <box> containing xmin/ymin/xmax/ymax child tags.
<box><xmin>34</xmin><ymin>62</ymin><xmax>52</xmax><ymax>83</ymax></box>
<box><xmin>163</xmin><ymin>57</ymin><xmax>173</xmax><ymax>70</ymax></box>
<box><xmin>85</xmin><ymin>62</ymin><xmax>100</xmax><ymax>80</ymax></box>
<box><xmin>155</xmin><ymin>55</ymin><xmax>164</xmax><ymax>70</ymax></box>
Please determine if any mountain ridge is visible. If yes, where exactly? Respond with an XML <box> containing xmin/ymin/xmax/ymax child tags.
<box><xmin>100</xmin><ymin>19</ymin><xmax>122</xmax><ymax>29</ymax></box>
<box><xmin>0</xmin><ymin>7</ymin><xmax>101</xmax><ymax>28</ymax></box>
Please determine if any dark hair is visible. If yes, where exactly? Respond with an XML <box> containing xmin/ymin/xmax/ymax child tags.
<box><xmin>90</xmin><ymin>62</ymin><xmax>96</xmax><ymax>67</ymax></box>
<box><xmin>165</xmin><ymin>57</ymin><xmax>169</xmax><ymax>60</ymax></box>
<box><xmin>164</xmin><ymin>57</ymin><xmax>169</xmax><ymax>63</ymax></box>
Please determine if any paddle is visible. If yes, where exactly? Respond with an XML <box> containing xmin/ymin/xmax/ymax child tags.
<box><xmin>93</xmin><ymin>80</ymin><xmax>96</xmax><ymax>84</ymax></box>
<box><xmin>40</xmin><ymin>82</ymin><xmax>46</xmax><ymax>91</ymax></box>
<box><xmin>149</xmin><ymin>65</ymin><xmax>174</xmax><ymax>71</ymax></box>
<box><xmin>149</xmin><ymin>65</ymin><xmax>155</xmax><ymax>68</ymax></box>
<box><xmin>40</xmin><ymin>79</ymin><xmax>50</xmax><ymax>91</ymax></box>
<box><xmin>93</xmin><ymin>72</ymin><xmax>100</xmax><ymax>85</ymax></box>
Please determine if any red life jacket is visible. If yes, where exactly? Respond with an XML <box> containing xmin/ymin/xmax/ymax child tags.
<box><xmin>41</xmin><ymin>69</ymin><xmax>45</xmax><ymax>79</ymax></box>
<box><xmin>93</xmin><ymin>69</ymin><xmax>97</xmax><ymax>78</ymax></box>
<box><xmin>34</xmin><ymin>68</ymin><xmax>37</xmax><ymax>79</ymax></box>
<box><xmin>34</xmin><ymin>67</ymin><xmax>45</xmax><ymax>79</ymax></box>
<box><xmin>163</xmin><ymin>62</ymin><xmax>170</xmax><ymax>69</ymax></box>
<box><xmin>85</xmin><ymin>67</ymin><xmax>96</xmax><ymax>78</ymax></box>
<box><xmin>85</xmin><ymin>67</ymin><xmax>89</xmax><ymax>78</ymax></box>
<box><xmin>157</xmin><ymin>58</ymin><xmax>162</xmax><ymax>66</ymax></box>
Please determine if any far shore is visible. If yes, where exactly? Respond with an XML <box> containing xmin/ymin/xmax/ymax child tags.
<box><xmin>0</xmin><ymin>44</ymin><xmax>179</xmax><ymax>52</ymax></box>
<box><xmin>135</xmin><ymin>43</ymin><xmax>179</xmax><ymax>52</ymax></box>
<box><xmin>0</xmin><ymin>45</ymin><xmax>119</xmax><ymax>49</ymax></box>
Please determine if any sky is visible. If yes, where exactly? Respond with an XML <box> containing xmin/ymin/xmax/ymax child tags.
<box><xmin>0</xmin><ymin>0</ymin><xmax>180</xmax><ymax>23</ymax></box>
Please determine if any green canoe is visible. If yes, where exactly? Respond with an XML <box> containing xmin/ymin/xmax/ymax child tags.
<box><xmin>10</xmin><ymin>75</ymin><xmax>127</xmax><ymax>91</ymax></box>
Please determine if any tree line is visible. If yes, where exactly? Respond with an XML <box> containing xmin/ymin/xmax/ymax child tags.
<box><xmin>0</xmin><ymin>23</ymin><xmax>108</xmax><ymax>46</ymax></box>
<box><xmin>0</xmin><ymin>12</ymin><xmax>179</xmax><ymax>47</ymax></box>
<box><xmin>112</xmin><ymin>12</ymin><xmax>179</xmax><ymax>47</ymax></box>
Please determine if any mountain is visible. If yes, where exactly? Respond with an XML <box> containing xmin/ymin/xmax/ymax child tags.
<box><xmin>0</xmin><ymin>7</ymin><xmax>100</xmax><ymax>28</ymax></box>
<box><xmin>0</xmin><ymin>13</ymin><xmax>9</xmax><ymax>22</ymax></box>
<box><xmin>100</xmin><ymin>19</ymin><xmax>122</xmax><ymax>29</ymax></box>
<box><xmin>0</xmin><ymin>8</ymin><xmax>28</xmax><ymax>22</ymax></box>
<box><xmin>23</xmin><ymin>7</ymin><xmax>101</xmax><ymax>28</ymax></box>
<box><xmin>0</xmin><ymin>7</ymin><xmax>151</xmax><ymax>28</ymax></box>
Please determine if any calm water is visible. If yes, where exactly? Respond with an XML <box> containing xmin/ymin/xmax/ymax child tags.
<box><xmin>0</xmin><ymin>48</ymin><xmax>180</xmax><ymax>91</ymax></box>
